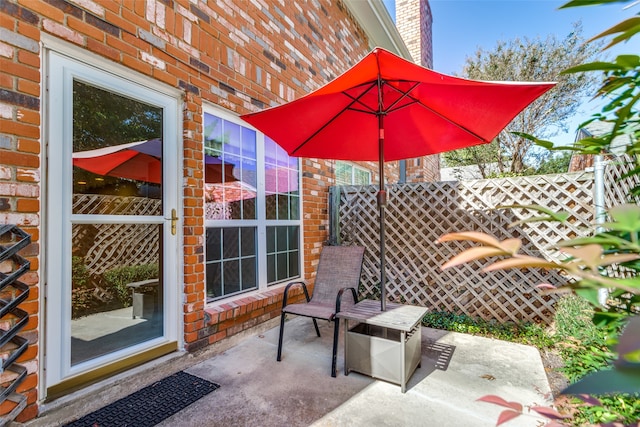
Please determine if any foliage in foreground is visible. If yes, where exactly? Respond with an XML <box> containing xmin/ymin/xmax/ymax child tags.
<box><xmin>425</xmin><ymin>298</ymin><xmax>639</xmax><ymax>426</ymax></box>
<box><xmin>439</xmin><ymin>1</ymin><xmax>640</xmax><ymax>424</ymax></box>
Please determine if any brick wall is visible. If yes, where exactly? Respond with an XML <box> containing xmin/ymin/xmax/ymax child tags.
<box><xmin>0</xmin><ymin>0</ymin><xmax>374</xmax><ymax>420</ymax></box>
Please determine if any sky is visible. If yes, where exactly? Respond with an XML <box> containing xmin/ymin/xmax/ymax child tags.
<box><xmin>382</xmin><ymin>0</ymin><xmax>639</xmax><ymax>145</ymax></box>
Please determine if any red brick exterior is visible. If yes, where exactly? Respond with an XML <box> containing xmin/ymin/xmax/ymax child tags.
<box><xmin>0</xmin><ymin>0</ymin><xmax>439</xmax><ymax>420</ymax></box>
<box><xmin>0</xmin><ymin>0</ymin><xmax>378</xmax><ymax>420</ymax></box>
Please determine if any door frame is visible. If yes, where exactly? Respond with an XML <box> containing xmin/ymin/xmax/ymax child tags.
<box><xmin>42</xmin><ymin>37</ymin><xmax>183</xmax><ymax>398</ymax></box>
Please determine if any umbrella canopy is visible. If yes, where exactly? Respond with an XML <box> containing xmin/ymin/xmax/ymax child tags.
<box><xmin>241</xmin><ymin>47</ymin><xmax>555</xmax><ymax>311</ymax></box>
<box><xmin>73</xmin><ymin>138</ymin><xmax>236</xmax><ymax>184</ymax></box>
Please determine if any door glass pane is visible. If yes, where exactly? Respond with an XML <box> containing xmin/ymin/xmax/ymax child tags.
<box><xmin>72</xmin><ymin>80</ymin><xmax>163</xmax><ymax>215</ymax></box>
<box><xmin>71</xmin><ymin>224</ymin><xmax>163</xmax><ymax>365</ymax></box>
<box><xmin>70</xmin><ymin>79</ymin><xmax>165</xmax><ymax>367</ymax></box>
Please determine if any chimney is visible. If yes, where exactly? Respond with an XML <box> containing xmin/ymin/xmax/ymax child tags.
<box><xmin>395</xmin><ymin>0</ymin><xmax>433</xmax><ymax>68</ymax></box>
<box><xmin>394</xmin><ymin>0</ymin><xmax>440</xmax><ymax>182</ymax></box>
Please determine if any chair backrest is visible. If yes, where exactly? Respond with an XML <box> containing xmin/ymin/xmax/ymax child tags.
<box><xmin>310</xmin><ymin>246</ymin><xmax>365</xmax><ymax>307</ymax></box>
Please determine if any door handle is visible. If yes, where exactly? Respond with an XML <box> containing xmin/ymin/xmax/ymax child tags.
<box><xmin>167</xmin><ymin>208</ymin><xmax>178</xmax><ymax>235</ymax></box>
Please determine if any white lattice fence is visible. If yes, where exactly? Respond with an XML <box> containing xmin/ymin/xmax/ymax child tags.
<box><xmin>604</xmin><ymin>155</ymin><xmax>640</xmax><ymax>207</ymax></box>
<box><xmin>334</xmin><ymin>172</ymin><xmax>597</xmax><ymax>324</ymax></box>
<box><xmin>72</xmin><ymin>195</ymin><xmax>161</xmax><ymax>275</ymax></box>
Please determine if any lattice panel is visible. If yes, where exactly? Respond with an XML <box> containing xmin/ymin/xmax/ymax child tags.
<box><xmin>603</xmin><ymin>155</ymin><xmax>640</xmax><ymax>280</ymax></box>
<box><xmin>72</xmin><ymin>195</ymin><xmax>161</xmax><ymax>275</ymax></box>
<box><xmin>604</xmin><ymin>155</ymin><xmax>640</xmax><ymax>207</ymax></box>
<box><xmin>336</xmin><ymin>172</ymin><xmax>597</xmax><ymax>324</ymax></box>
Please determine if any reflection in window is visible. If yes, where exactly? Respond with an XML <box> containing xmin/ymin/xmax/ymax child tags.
<box><xmin>266</xmin><ymin>226</ymin><xmax>300</xmax><ymax>284</ymax></box>
<box><xmin>265</xmin><ymin>136</ymin><xmax>299</xmax><ymax>220</ymax></box>
<box><xmin>204</xmin><ymin>109</ymin><xmax>302</xmax><ymax>301</ymax></box>
<box><xmin>335</xmin><ymin>161</ymin><xmax>371</xmax><ymax>186</ymax></box>
<box><xmin>72</xmin><ymin>80</ymin><xmax>162</xmax><ymax>215</ymax></box>
<box><xmin>71</xmin><ymin>223</ymin><xmax>163</xmax><ymax>365</ymax></box>
<box><xmin>206</xmin><ymin>227</ymin><xmax>257</xmax><ymax>300</ymax></box>
<box><xmin>204</xmin><ymin>113</ymin><xmax>257</xmax><ymax>220</ymax></box>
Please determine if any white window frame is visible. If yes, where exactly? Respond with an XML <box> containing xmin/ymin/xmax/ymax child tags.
<box><xmin>202</xmin><ymin>105</ymin><xmax>303</xmax><ymax>304</ymax></box>
<box><xmin>335</xmin><ymin>161</ymin><xmax>372</xmax><ymax>185</ymax></box>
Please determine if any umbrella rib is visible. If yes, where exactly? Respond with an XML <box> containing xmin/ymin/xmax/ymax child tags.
<box><xmin>384</xmin><ymin>82</ymin><xmax>492</xmax><ymax>142</ymax></box>
<box><xmin>290</xmin><ymin>81</ymin><xmax>379</xmax><ymax>155</ymax></box>
<box><xmin>383</xmin><ymin>81</ymin><xmax>420</xmax><ymax>114</ymax></box>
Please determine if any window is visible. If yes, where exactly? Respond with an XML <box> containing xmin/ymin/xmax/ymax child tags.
<box><xmin>335</xmin><ymin>161</ymin><xmax>371</xmax><ymax>185</ymax></box>
<box><xmin>204</xmin><ymin>108</ymin><xmax>301</xmax><ymax>301</ymax></box>
<box><xmin>266</xmin><ymin>226</ymin><xmax>299</xmax><ymax>283</ymax></box>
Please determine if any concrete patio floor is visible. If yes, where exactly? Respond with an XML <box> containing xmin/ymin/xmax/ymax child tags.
<box><xmin>23</xmin><ymin>316</ymin><xmax>554</xmax><ymax>427</ymax></box>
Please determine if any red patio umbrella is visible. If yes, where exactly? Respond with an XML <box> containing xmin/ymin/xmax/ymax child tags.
<box><xmin>73</xmin><ymin>138</ymin><xmax>236</xmax><ymax>184</ymax></box>
<box><xmin>241</xmin><ymin>47</ymin><xmax>555</xmax><ymax>311</ymax></box>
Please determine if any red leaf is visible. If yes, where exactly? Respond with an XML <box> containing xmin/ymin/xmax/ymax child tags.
<box><xmin>477</xmin><ymin>395</ymin><xmax>522</xmax><ymax>411</ymax></box>
<box><xmin>531</xmin><ymin>406</ymin><xmax>569</xmax><ymax>420</ymax></box>
<box><xmin>576</xmin><ymin>394</ymin><xmax>602</xmax><ymax>406</ymax></box>
<box><xmin>497</xmin><ymin>409</ymin><xmax>521</xmax><ymax>426</ymax></box>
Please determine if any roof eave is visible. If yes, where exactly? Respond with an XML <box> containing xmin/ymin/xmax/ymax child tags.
<box><xmin>343</xmin><ymin>0</ymin><xmax>413</xmax><ymax>61</ymax></box>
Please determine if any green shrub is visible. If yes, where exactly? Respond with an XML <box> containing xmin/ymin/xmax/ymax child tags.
<box><xmin>72</xmin><ymin>256</ymin><xmax>90</xmax><ymax>289</ymax></box>
<box><xmin>553</xmin><ymin>295</ymin><xmax>638</xmax><ymax>426</ymax></box>
<box><xmin>422</xmin><ymin>311</ymin><xmax>554</xmax><ymax>348</ymax></box>
<box><xmin>552</xmin><ymin>295</ymin><xmax>615</xmax><ymax>382</ymax></box>
<box><xmin>102</xmin><ymin>263</ymin><xmax>158</xmax><ymax>307</ymax></box>
<box><xmin>71</xmin><ymin>256</ymin><xmax>96</xmax><ymax>318</ymax></box>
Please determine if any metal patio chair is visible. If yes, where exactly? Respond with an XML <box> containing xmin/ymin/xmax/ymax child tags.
<box><xmin>277</xmin><ymin>245</ymin><xmax>365</xmax><ymax>377</ymax></box>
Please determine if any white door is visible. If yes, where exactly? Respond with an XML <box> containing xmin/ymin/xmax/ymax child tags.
<box><xmin>46</xmin><ymin>51</ymin><xmax>180</xmax><ymax>396</ymax></box>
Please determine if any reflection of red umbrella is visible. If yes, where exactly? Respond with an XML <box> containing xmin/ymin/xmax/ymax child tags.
<box><xmin>73</xmin><ymin>138</ymin><xmax>235</xmax><ymax>184</ymax></box>
<box><xmin>242</xmin><ymin>47</ymin><xmax>555</xmax><ymax>311</ymax></box>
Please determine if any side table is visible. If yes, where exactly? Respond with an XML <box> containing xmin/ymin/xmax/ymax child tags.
<box><xmin>337</xmin><ymin>299</ymin><xmax>428</xmax><ymax>393</ymax></box>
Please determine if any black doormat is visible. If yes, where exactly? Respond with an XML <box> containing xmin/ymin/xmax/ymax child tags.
<box><xmin>64</xmin><ymin>371</ymin><xmax>220</xmax><ymax>427</ymax></box>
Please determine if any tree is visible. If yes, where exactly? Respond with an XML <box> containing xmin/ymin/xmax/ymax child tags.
<box><xmin>535</xmin><ymin>150</ymin><xmax>572</xmax><ymax>175</ymax></box>
<box><xmin>440</xmin><ymin>1</ymin><xmax>640</xmax><ymax>424</ymax></box>
<box><xmin>443</xmin><ymin>22</ymin><xmax>602</xmax><ymax>177</ymax></box>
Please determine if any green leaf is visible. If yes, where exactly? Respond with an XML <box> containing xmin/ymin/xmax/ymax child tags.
<box><xmin>497</xmin><ymin>205</ymin><xmax>571</xmax><ymax>224</ymax></box>
<box><xmin>560</xmin><ymin>0</ymin><xmax>630</xmax><ymax>8</ymax></box>
<box><xmin>576</xmin><ymin>288</ymin><xmax>602</xmax><ymax>307</ymax></box>
<box><xmin>561</xmin><ymin>62</ymin><xmax>624</xmax><ymax>74</ymax></box>
<box><xmin>604</xmin><ymin>204</ymin><xmax>640</xmax><ymax>232</ymax></box>
<box><xmin>593</xmin><ymin>17</ymin><xmax>640</xmax><ymax>49</ymax></box>
<box><xmin>511</xmin><ymin>132</ymin><xmax>554</xmax><ymax>149</ymax></box>
<box><xmin>615</xmin><ymin>55</ymin><xmax>640</xmax><ymax>69</ymax></box>
<box><xmin>562</xmin><ymin>367</ymin><xmax>640</xmax><ymax>395</ymax></box>
<box><xmin>557</xmin><ymin>235</ymin><xmax>630</xmax><ymax>248</ymax></box>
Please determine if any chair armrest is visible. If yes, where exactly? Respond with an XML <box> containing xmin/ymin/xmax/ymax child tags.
<box><xmin>282</xmin><ymin>280</ymin><xmax>310</xmax><ymax>309</ymax></box>
<box><xmin>334</xmin><ymin>286</ymin><xmax>358</xmax><ymax>315</ymax></box>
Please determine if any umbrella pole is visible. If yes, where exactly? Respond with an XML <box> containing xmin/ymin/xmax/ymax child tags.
<box><xmin>377</xmin><ymin>114</ymin><xmax>387</xmax><ymax>312</ymax></box>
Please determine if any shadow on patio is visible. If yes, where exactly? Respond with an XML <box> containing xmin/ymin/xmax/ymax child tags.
<box><xmin>30</xmin><ymin>316</ymin><xmax>552</xmax><ymax>427</ymax></box>
<box><xmin>162</xmin><ymin>317</ymin><xmax>552</xmax><ymax>427</ymax></box>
